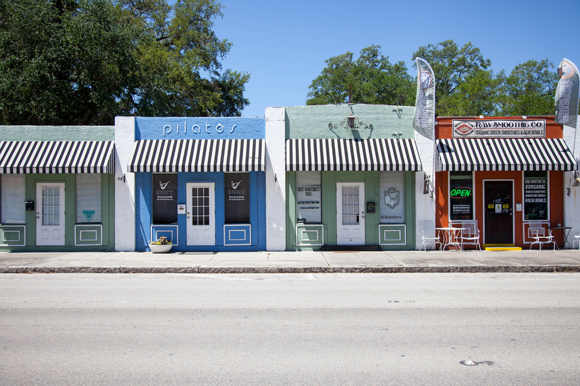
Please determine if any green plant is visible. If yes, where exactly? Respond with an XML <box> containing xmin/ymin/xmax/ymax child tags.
<box><xmin>150</xmin><ymin>236</ymin><xmax>172</xmax><ymax>245</ymax></box>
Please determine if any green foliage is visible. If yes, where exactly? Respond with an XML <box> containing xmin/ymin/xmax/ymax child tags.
<box><xmin>412</xmin><ymin>40</ymin><xmax>493</xmax><ymax>116</ymax></box>
<box><xmin>306</xmin><ymin>46</ymin><xmax>415</xmax><ymax>106</ymax></box>
<box><xmin>0</xmin><ymin>0</ymin><xmax>249</xmax><ymax>125</ymax></box>
<box><xmin>308</xmin><ymin>40</ymin><xmax>561</xmax><ymax>118</ymax></box>
<box><xmin>496</xmin><ymin>59</ymin><xmax>558</xmax><ymax>116</ymax></box>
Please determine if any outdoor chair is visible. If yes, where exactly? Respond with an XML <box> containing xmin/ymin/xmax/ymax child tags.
<box><xmin>573</xmin><ymin>235</ymin><xmax>580</xmax><ymax>250</ymax></box>
<box><xmin>460</xmin><ymin>228</ymin><xmax>481</xmax><ymax>250</ymax></box>
<box><xmin>530</xmin><ymin>229</ymin><xmax>556</xmax><ymax>250</ymax></box>
<box><xmin>420</xmin><ymin>230</ymin><xmax>440</xmax><ymax>251</ymax></box>
<box><xmin>456</xmin><ymin>221</ymin><xmax>480</xmax><ymax>250</ymax></box>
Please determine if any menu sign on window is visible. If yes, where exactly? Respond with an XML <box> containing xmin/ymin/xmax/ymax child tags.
<box><xmin>296</xmin><ymin>186</ymin><xmax>321</xmax><ymax>223</ymax></box>
<box><xmin>224</xmin><ymin>173</ymin><xmax>250</xmax><ymax>223</ymax></box>
<box><xmin>524</xmin><ymin>174</ymin><xmax>547</xmax><ymax>220</ymax></box>
<box><xmin>153</xmin><ymin>174</ymin><xmax>177</xmax><ymax>224</ymax></box>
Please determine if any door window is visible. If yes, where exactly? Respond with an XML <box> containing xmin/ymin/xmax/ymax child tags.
<box><xmin>42</xmin><ymin>187</ymin><xmax>60</xmax><ymax>226</ymax></box>
<box><xmin>191</xmin><ymin>187</ymin><xmax>210</xmax><ymax>226</ymax></box>
<box><xmin>342</xmin><ymin>186</ymin><xmax>360</xmax><ymax>225</ymax></box>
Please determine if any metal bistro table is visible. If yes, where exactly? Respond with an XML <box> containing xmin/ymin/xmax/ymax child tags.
<box><xmin>436</xmin><ymin>227</ymin><xmax>466</xmax><ymax>251</ymax></box>
<box><xmin>548</xmin><ymin>226</ymin><xmax>572</xmax><ymax>249</ymax></box>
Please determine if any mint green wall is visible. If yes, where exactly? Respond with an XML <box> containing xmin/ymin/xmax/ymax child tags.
<box><xmin>0</xmin><ymin>125</ymin><xmax>115</xmax><ymax>251</ymax></box>
<box><xmin>286</xmin><ymin>171</ymin><xmax>415</xmax><ymax>250</ymax></box>
<box><xmin>285</xmin><ymin>104</ymin><xmax>415</xmax><ymax>140</ymax></box>
<box><xmin>285</xmin><ymin>104</ymin><xmax>417</xmax><ymax>250</ymax></box>
<box><xmin>0</xmin><ymin>126</ymin><xmax>114</xmax><ymax>141</ymax></box>
<box><xmin>0</xmin><ymin>174</ymin><xmax>114</xmax><ymax>252</ymax></box>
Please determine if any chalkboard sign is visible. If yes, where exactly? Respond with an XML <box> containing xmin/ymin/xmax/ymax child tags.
<box><xmin>524</xmin><ymin>172</ymin><xmax>547</xmax><ymax>220</ymax></box>
<box><xmin>224</xmin><ymin>173</ymin><xmax>250</xmax><ymax>223</ymax></box>
<box><xmin>152</xmin><ymin>174</ymin><xmax>177</xmax><ymax>224</ymax></box>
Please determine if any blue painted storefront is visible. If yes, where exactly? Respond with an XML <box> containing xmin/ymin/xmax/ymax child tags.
<box><xmin>132</xmin><ymin>117</ymin><xmax>267</xmax><ymax>252</ymax></box>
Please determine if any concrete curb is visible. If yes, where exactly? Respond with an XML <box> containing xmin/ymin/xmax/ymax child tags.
<box><xmin>2</xmin><ymin>265</ymin><xmax>580</xmax><ymax>274</ymax></box>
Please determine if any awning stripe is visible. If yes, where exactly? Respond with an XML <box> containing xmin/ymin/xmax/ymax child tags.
<box><xmin>128</xmin><ymin>139</ymin><xmax>265</xmax><ymax>173</ymax></box>
<box><xmin>285</xmin><ymin>139</ymin><xmax>423</xmax><ymax>172</ymax></box>
<box><xmin>0</xmin><ymin>141</ymin><xmax>115</xmax><ymax>174</ymax></box>
<box><xmin>436</xmin><ymin>138</ymin><xmax>578</xmax><ymax>172</ymax></box>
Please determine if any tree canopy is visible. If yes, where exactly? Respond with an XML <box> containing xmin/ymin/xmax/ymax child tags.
<box><xmin>0</xmin><ymin>0</ymin><xmax>250</xmax><ymax>125</ymax></box>
<box><xmin>306</xmin><ymin>46</ymin><xmax>415</xmax><ymax>106</ymax></box>
<box><xmin>307</xmin><ymin>41</ymin><xmax>562</xmax><ymax>117</ymax></box>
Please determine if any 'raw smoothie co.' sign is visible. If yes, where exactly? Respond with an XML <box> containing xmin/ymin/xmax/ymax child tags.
<box><xmin>452</xmin><ymin>120</ymin><xmax>546</xmax><ymax>138</ymax></box>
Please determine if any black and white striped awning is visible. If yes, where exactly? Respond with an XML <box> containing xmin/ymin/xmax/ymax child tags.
<box><xmin>437</xmin><ymin>138</ymin><xmax>578</xmax><ymax>172</ymax></box>
<box><xmin>128</xmin><ymin>139</ymin><xmax>265</xmax><ymax>172</ymax></box>
<box><xmin>0</xmin><ymin>141</ymin><xmax>115</xmax><ymax>174</ymax></box>
<box><xmin>286</xmin><ymin>138</ymin><xmax>422</xmax><ymax>171</ymax></box>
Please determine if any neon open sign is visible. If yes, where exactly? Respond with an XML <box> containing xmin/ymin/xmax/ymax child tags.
<box><xmin>450</xmin><ymin>187</ymin><xmax>472</xmax><ymax>198</ymax></box>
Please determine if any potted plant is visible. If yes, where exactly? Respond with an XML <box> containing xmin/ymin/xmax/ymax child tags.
<box><xmin>149</xmin><ymin>236</ymin><xmax>173</xmax><ymax>253</ymax></box>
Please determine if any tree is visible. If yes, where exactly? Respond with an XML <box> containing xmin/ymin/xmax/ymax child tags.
<box><xmin>0</xmin><ymin>0</ymin><xmax>249</xmax><ymax>125</ymax></box>
<box><xmin>306</xmin><ymin>45</ymin><xmax>415</xmax><ymax>106</ymax></box>
<box><xmin>443</xmin><ymin>69</ymin><xmax>502</xmax><ymax>116</ymax></box>
<box><xmin>496</xmin><ymin>59</ymin><xmax>558</xmax><ymax>116</ymax></box>
<box><xmin>412</xmin><ymin>40</ymin><xmax>493</xmax><ymax>116</ymax></box>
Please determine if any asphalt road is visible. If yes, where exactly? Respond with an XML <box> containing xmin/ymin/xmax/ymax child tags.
<box><xmin>1</xmin><ymin>273</ymin><xmax>579</xmax><ymax>385</ymax></box>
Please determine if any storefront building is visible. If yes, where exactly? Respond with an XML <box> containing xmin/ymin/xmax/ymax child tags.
<box><xmin>0</xmin><ymin>126</ymin><xmax>116</xmax><ymax>251</ymax></box>
<box><xmin>115</xmin><ymin>117</ymin><xmax>267</xmax><ymax>252</ymax></box>
<box><xmin>265</xmin><ymin>105</ymin><xmax>428</xmax><ymax>251</ymax></box>
<box><xmin>435</xmin><ymin>116</ymin><xmax>578</xmax><ymax>248</ymax></box>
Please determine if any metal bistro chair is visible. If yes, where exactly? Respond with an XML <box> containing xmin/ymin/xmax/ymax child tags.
<box><xmin>530</xmin><ymin>229</ymin><xmax>556</xmax><ymax>251</ymax></box>
<box><xmin>573</xmin><ymin>235</ymin><xmax>580</xmax><ymax>250</ymax></box>
<box><xmin>420</xmin><ymin>230</ymin><xmax>441</xmax><ymax>251</ymax></box>
<box><xmin>458</xmin><ymin>222</ymin><xmax>481</xmax><ymax>251</ymax></box>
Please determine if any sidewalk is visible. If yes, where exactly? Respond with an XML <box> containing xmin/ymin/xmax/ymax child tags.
<box><xmin>1</xmin><ymin>249</ymin><xmax>580</xmax><ymax>273</ymax></box>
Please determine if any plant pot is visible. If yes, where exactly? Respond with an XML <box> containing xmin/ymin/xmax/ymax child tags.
<box><xmin>149</xmin><ymin>244</ymin><xmax>172</xmax><ymax>253</ymax></box>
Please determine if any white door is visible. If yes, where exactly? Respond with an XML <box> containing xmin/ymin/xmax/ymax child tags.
<box><xmin>186</xmin><ymin>183</ymin><xmax>215</xmax><ymax>246</ymax></box>
<box><xmin>336</xmin><ymin>183</ymin><xmax>365</xmax><ymax>245</ymax></box>
<box><xmin>36</xmin><ymin>182</ymin><xmax>65</xmax><ymax>246</ymax></box>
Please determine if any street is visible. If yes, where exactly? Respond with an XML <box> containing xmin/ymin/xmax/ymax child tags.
<box><xmin>1</xmin><ymin>272</ymin><xmax>579</xmax><ymax>385</ymax></box>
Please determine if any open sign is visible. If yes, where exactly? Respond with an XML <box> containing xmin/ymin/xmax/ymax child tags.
<box><xmin>450</xmin><ymin>187</ymin><xmax>472</xmax><ymax>198</ymax></box>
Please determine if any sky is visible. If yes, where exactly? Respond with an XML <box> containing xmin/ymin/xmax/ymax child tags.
<box><xmin>209</xmin><ymin>0</ymin><xmax>580</xmax><ymax>118</ymax></box>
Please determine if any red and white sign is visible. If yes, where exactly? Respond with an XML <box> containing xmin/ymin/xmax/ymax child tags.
<box><xmin>452</xmin><ymin>120</ymin><xmax>546</xmax><ymax>138</ymax></box>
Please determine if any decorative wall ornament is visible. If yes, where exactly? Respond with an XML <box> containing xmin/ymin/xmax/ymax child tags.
<box><xmin>328</xmin><ymin>114</ymin><xmax>373</xmax><ymax>131</ymax></box>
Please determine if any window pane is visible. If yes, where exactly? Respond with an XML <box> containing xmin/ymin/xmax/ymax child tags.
<box><xmin>1</xmin><ymin>175</ymin><xmax>25</xmax><ymax>224</ymax></box>
<box><xmin>524</xmin><ymin>172</ymin><xmax>548</xmax><ymax>220</ymax></box>
<box><xmin>76</xmin><ymin>174</ymin><xmax>101</xmax><ymax>223</ymax></box>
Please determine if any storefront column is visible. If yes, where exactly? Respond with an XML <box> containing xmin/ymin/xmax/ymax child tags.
<box><xmin>265</xmin><ymin>107</ymin><xmax>286</xmax><ymax>251</ymax></box>
<box><xmin>414</xmin><ymin>131</ymin><xmax>436</xmax><ymax>249</ymax></box>
<box><xmin>114</xmin><ymin>116</ymin><xmax>136</xmax><ymax>251</ymax></box>
<box><xmin>563</xmin><ymin>119</ymin><xmax>580</xmax><ymax>239</ymax></box>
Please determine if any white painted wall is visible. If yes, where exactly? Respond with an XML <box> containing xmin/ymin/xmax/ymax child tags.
<box><xmin>563</xmin><ymin>117</ymin><xmax>580</xmax><ymax>243</ymax></box>
<box><xmin>265</xmin><ymin>107</ymin><xmax>286</xmax><ymax>251</ymax></box>
<box><xmin>414</xmin><ymin>129</ymin><xmax>437</xmax><ymax>249</ymax></box>
<box><xmin>114</xmin><ymin>116</ymin><xmax>136</xmax><ymax>251</ymax></box>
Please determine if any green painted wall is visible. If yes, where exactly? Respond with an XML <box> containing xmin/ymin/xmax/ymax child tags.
<box><xmin>285</xmin><ymin>104</ymin><xmax>415</xmax><ymax>140</ymax></box>
<box><xmin>285</xmin><ymin>104</ymin><xmax>417</xmax><ymax>250</ymax></box>
<box><xmin>0</xmin><ymin>174</ymin><xmax>114</xmax><ymax>252</ymax></box>
<box><xmin>0</xmin><ymin>126</ymin><xmax>114</xmax><ymax>141</ymax></box>
<box><xmin>0</xmin><ymin>125</ymin><xmax>115</xmax><ymax>251</ymax></box>
<box><xmin>286</xmin><ymin>171</ymin><xmax>415</xmax><ymax>251</ymax></box>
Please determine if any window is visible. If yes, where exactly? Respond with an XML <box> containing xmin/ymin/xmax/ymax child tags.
<box><xmin>379</xmin><ymin>171</ymin><xmax>405</xmax><ymax>223</ymax></box>
<box><xmin>450</xmin><ymin>172</ymin><xmax>473</xmax><ymax>220</ymax></box>
<box><xmin>224</xmin><ymin>173</ymin><xmax>250</xmax><ymax>223</ymax></box>
<box><xmin>524</xmin><ymin>172</ymin><xmax>547</xmax><ymax>220</ymax></box>
<box><xmin>152</xmin><ymin>174</ymin><xmax>177</xmax><ymax>224</ymax></box>
<box><xmin>296</xmin><ymin>172</ymin><xmax>321</xmax><ymax>223</ymax></box>
<box><xmin>76</xmin><ymin>174</ymin><xmax>102</xmax><ymax>223</ymax></box>
<box><xmin>1</xmin><ymin>175</ymin><xmax>25</xmax><ymax>224</ymax></box>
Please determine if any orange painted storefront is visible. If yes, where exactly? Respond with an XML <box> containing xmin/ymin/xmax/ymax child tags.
<box><xmin>435</xmin><ymin>116</ymin><xmax>571</xmax><ymax>248</ymax></box>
